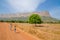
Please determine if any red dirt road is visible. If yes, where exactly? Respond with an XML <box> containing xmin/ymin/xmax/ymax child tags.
<box><xmin>0</xmin><ymin>22</ymin><xmax>39</xmax><ymax>40</ymax></box>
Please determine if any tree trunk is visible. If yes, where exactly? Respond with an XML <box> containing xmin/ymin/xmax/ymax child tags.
<box><xmin>35</xmin><ymin>23</ymin><xmax>36</xmax><ymax>27</ymax></box>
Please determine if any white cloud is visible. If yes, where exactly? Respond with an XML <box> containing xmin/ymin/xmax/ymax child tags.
<box><xmin>7</xmin><ymin>0</ymin><xmax>46</xmax><ymax>12</ymax></box>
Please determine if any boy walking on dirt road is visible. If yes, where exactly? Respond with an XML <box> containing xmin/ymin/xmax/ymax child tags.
<box><xmin>10</xmin><ymin>23</ymin><xmax>12</xmax><ymax>30</ymax></box>
<box><xmin>14</xmin><ymin>25</ymin><xmax>16</xmax><ymax>32</ymax></box>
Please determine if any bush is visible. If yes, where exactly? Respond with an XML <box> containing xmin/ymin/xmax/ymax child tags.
<box><xmin>0</xmin><ymin>20</ymin><xmax>4</xmax><ymax>22</ymax></box>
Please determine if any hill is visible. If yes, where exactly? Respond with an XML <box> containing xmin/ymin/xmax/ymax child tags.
<box><xmin>0</xmin><ymin>11</ymin><xmax>59</xmax><ymax>23</ymax></box>
<box><xmin>0</xmin><ymin>11</ymin><xmax>50</xmax><ymax>18</ymax></box>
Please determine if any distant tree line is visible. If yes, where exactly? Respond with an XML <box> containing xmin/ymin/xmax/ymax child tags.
<box><xmin>0</xmin><ymin>20</ymin><xmax>28</xmax><ymax>23</ymax></box>
<box><xmin>0</xmin><ymin>14</ymin><xmax>60</xmax><ymax>24</ymax></box>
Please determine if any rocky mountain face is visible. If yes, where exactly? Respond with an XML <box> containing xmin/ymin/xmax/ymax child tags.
<box><xmin>0</xmin><ymin>11</ymin><xmax>50</xmax><ymax>18</ymax></box>
<box><xmin>0</xmin><ymin>11</ymin><xmax>59</xmax><ymax>22</ymax></box>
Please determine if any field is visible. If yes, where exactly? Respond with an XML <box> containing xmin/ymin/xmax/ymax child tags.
<box><xmin>0</xmin><ymin>22</ymin><xmax>60</xmax><ymax>40</ymax></box>
<box><xmin>14</xmin><ymin>23</ymin><xmax>60</xmax><ymax>40</ymax></box>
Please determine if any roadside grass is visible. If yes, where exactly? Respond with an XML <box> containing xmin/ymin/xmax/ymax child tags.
<box><xmin>14</xmin><ymin>23</ymin><xmax>60</xmax><ymax>40</ymax></box>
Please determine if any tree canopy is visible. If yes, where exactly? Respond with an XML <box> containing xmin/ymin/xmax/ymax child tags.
<box><xmin>29</xmin><ymin>14</ymin><xmax>42</xmax><ymax>24</ymax></box>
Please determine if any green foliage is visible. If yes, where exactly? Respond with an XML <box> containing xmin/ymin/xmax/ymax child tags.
<box><xmin>0</xmin><ymin>20</ymin><xmax>28</xmax><ymax>23</ymax></box>
<box><xmin>0</xmin><ymin>20</ymin><xmax>4</xmax><ymax>22</ymax></box>
<box><xmin>29</xmin><ymin>14</ymin><xmax>42</xmax><ymax>24</ymax></box>
<box><xmin>58</xmin><ymin>20</ymin><xmax>60</xmax><ymax>23</ymax></box>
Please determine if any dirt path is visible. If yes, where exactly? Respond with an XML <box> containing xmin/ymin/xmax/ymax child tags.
<box><xmin>0</xmin><ymin>22</ymin><xmax>40</xmax><ymax>40</ymax></box>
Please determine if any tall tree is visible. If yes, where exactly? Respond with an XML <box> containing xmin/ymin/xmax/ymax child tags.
<box><xmin>29</xmin><ymin>14</ymin><xmax>42</xmax><ymax>26</ymax></box>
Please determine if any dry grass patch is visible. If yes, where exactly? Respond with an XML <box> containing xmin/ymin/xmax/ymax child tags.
<box><xmin>14</xmin><ymin>23</ymin><xmax>60</xmax><ymax>40</ymax></box>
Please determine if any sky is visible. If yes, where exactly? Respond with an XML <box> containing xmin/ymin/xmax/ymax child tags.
<box><xmin>0</xmin><ymin>0</ymin><xmax>60</xmax><ymax>19</ymax></box>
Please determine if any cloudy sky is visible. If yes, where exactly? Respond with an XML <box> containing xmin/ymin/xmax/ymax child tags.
<box><xmin>0</xmin><ymin>0</ymin><xmax>60</xmax><ymax>19</ymax></box>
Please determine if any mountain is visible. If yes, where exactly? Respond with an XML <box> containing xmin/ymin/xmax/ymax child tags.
<box><xmin>0</xmin><ymin>11</ymin><xmax>59</xmax><ymax>22</ymax></box>
<box><xmin>0</xmin><ymin>11</ymin><xmax>50</xmax><ymax>18</ymax></box>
